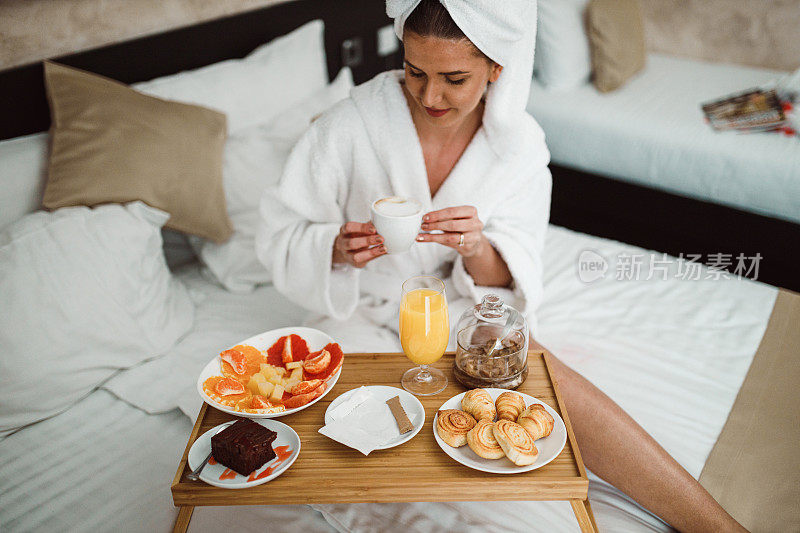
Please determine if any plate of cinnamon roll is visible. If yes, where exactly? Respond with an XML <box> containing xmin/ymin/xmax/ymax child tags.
<box><xmin>433</xmin><ymin>388</ymin><xmax>567</xmax><ymax>473</ymax></box>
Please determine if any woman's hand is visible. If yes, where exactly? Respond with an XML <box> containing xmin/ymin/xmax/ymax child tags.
<box><xmin>416</xmin><ymin>206</ymin><xmax>485</xmax><ymax>257</ymax></box>
<box><xmin>332</xmin><ymin>221</ymin><xmax>386</xmax><ymax>268</ymax></box>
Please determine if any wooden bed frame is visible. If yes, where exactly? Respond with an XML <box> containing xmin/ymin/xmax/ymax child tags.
<box><xmin>0</xmin><ymin>0</ymin><xmax>796</xmax><ymax>291</ymax></box>
<box><xmin>0</xmin><ymin>0</ymin><xmax>402</xmax><ymax>140</ymax></box>
<box><xmin>550</xmin><ymin>165</ymin><xmax>800</xmax><ymax>291</ymax></box>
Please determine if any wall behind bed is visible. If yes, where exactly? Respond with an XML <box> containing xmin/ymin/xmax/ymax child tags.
<box><xmin>0</xmin><ymin>0</ymin><xmax>293</xmax><ymax>70</ymax></box>
<box><xmin>640</xmin><ymin>0</ymin><xmax>800</xmax><ymax>71</ymax></box>
<box><xmin>5</xmin><ymin>0</ymin><xmax>799</xmax><ymax>72</ymax></box>
<box><xmin>0</xmin><ymin>0</ymin><xmax>400</xmax><ymax>141</ymax></box>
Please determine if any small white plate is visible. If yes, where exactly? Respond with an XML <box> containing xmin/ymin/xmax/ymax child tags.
<box><xmin>324</xmin><ymin>386</ymin><xmax>425</xmax><ymax>449</ymax></box>
<box><xmin>187</xmin><ymin>419</ymin><xmax>301</xmax><ymax>489</ymax></box>
<box><xmin>433</xmin><ymin>388</ymin><xmax>567</xmax><ymax>474</ymax></box>
<box><xmin>196</xmin><ymin>327</ymin><xmax>340</xmax><ymax>418</ymax></box>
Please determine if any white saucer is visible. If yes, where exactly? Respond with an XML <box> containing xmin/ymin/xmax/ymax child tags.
<box><xmin>324</xmin><ymin>385</ymin><xmax>425</xmax><ymax>449</ymax></box>
<box><xmin>187</xmin><ymin>419</ymin><xmax>300</xmax><ymax>489</ymax></box>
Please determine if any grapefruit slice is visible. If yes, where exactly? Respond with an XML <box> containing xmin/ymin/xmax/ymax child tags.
<box><xmin>282</xmin><ymin>381</ymin><xmax>327</xmax><ymax>409</ymax></box>
<box><xmin>291</xmin><ymin>379</ymin><xmax>323</xmax><ymax>395</ymax></box>
<box><xmin>303</xmin><ymin>343</ymin><xmax>343</xmax><ymax>382</ymax></box>
<box><xmin>303</xmin><ymin>349</ymin><xmax>331</xmax><ymax>374</ymax></box>
<box><xmin>266</xmin><ymin>334</ymin><xmax>310</xmax><ymax>366</ymax></box>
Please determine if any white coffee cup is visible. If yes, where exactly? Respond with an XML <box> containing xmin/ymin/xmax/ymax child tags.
<box><xmin>371</xmin><ymin>196</ymin><xmax>424</xmax><ymax>254</ymax></box>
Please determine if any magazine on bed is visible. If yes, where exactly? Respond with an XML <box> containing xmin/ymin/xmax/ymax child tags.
<box><xmin>701</xmin><ymin>89</ymin><xmax>786</xmax><ymax>133</ymax></box>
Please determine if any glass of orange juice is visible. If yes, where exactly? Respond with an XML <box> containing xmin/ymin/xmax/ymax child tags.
<box><xmin>399</xmin><ymin>275</ymin><xmax>449</xmax><ymax>395</ymax></box>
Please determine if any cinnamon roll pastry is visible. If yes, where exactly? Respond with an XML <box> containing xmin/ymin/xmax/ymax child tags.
<box><xmin>436</xmin><ymin>409</ymin><xmax>477</xmax><ymax>448</ymax></box>
<box><xmin>517</xmin><ymin>404</ymin><xmax>555</xmax><ymax>440</ymax></box>
<box><xmin>495</xmin><ymin>391</ymin><xmax>525</xmax><ymax>421</ymax></box>
<box><xmin>492</xmin><ymin>419</ymin><xmax>538</xmax><ymax>466</ymax></box>
<box><xmin>461</xmin><ymin>389</ymin><xmax>496</xmax><ymax>421</ymax></box>
<box><xmin>466</xmin><ymin>419</ymin><xmax>505</xmax><ymax>459</ymax></box>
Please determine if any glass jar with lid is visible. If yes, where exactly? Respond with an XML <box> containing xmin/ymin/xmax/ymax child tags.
<box><xmin>453</xmin><ymin>294</ymin><xmax>529</xmax><ymax>389</ymax></box>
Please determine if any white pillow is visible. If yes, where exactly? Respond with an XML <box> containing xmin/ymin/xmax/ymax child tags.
<box><xmin>0</xmin><ymin>133</ymin><xmax>49</xmax><ymax>232</ymax></box>
<box><xmin>196</xmin><ymin>67</ymin><xmax>354</xmax><ymax>293</ymax></box>
<box><xmin>0</xmin><ymin>20</ymin><xmax>328</xmax><ymax>247</ymax></box>
<box><xmin>533</xmin><ymin>0</ymin><xmax>592</xmax><ymax>90</ymax></box>
<box><xmin>0</xmin><ymin>202</ymin><xmax>194</xmax><ymax>436</ymax></box>
<box><xmin>134</xmin><ymin>19</ymin><xmax>327</xmax><ymax>133</ymax></box>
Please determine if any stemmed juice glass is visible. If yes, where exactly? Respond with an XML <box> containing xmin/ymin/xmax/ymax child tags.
<box><xmin>399</xmin><ymin>276</ymin><xmax>449</xmax><ymax>395</ymax></box>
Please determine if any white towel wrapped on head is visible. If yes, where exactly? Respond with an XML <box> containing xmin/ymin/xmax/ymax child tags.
<box><xmin>386</xmin><ymin>0</ymin><xmax>538</xmax><ymax>157</ymax></box>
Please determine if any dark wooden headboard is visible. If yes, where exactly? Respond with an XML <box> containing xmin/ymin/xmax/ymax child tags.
<box><xmin>0</xmin><ymin>0</ymin><xmax>402</xmax><ymax>141</ymax></box>
<box><xmin>2</xmin><ymin>0</ymin><xmax>796</xmax><ymax>290</ymax></box>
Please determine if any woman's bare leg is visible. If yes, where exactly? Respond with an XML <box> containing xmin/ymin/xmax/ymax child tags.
<box><xmin>540</xmin><ymin>345</ymin><xmax>747</xmax><ymax>532</ymax></box>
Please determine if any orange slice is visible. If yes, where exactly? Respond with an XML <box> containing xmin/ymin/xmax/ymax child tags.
<box><xmin>219</xmin><ymin>349</ymin><xmax>247</xmax><ymax>374</ymax></box>
<box><xmin>216</xmin><ymin>377</ymin><xmax>245</xmax><ymax>396</ymax></box>
<box><xmin>250</xmin><ymin>395</ymin><xmax>271</xmax><ymax>409</ymax></box>
<box><xmin>202</xmin><ymin>376</ymin><xmax>252</xmax><ymax>408</ymax></box>
<box><xmin>221</xmin><ymin>344</ymin><xmax>264</xmax><ymax>379</ymax></box>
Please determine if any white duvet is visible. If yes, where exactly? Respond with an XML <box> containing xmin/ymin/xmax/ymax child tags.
<box><xmin>0</xmin><ymin>225</ymin><xmax>777</xmax><ymax>532</ymax></box>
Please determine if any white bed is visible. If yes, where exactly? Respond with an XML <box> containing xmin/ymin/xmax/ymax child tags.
<box><xmin>0</xmin><ymin>12</ymin><xmax>784</xmax><ymax>533</ymax></box>
<box><xmin>0</xmin><ymin>224</ymin><xmax>777</xmax><ymax>532</ymax></box>
<box><xmin>526</xmin><ymin>53</ymin><xmax>800</xmax><ymax>225</ymax></box>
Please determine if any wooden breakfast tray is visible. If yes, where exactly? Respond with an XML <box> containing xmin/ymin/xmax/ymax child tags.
<box><xmin>171</xmin><ymin>351</ymin><xmax>598</xmax><ymax>532</ymax></box>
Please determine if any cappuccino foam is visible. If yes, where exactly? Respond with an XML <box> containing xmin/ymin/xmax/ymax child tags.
<box><xmin>373</xmin><ymin>197</ymin><xmax>422</xmax><ymax>217</ymax></box>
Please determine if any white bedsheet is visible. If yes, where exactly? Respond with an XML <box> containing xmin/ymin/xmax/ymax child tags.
<box><xmin>0</xmin><ymin>225</ymin><xmax>777</xmax><ymax>532</ymax></box>
<box><xmin>101</xmin><ymin>268</ymin><xmax>309</xmax><ymax>419</ymax></box>
<box><xmin>312</xmin><ymin>225</ymin><xmax>777</xmax><ymax>533</ymax></box>
<box><xmin>0</xmin><ymin>390</ymin><xmax>336</xmax><ymax>533</ymax></box>
<box><xmin>526</xmin><ymin>54</ymin><xmax>800</xmax><ymax>224</ymax></box>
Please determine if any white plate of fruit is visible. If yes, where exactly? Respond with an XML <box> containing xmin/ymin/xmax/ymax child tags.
<box><xmin>196</xmin><ymin>327</ymin><xmax>343</xmax><ymax>418</ymax></box>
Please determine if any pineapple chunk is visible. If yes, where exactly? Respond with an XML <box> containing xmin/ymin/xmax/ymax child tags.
<box><xmin>257</xmin><ymin>380</ymin><xmax>275</xmax><ymax>397</ymax></box>
<box><xmin>259</xmin><ymin>363</ymin><xmax>272</xmax><ymax>373</ymax></box>
<box><xmin>267</xmin><ymin>374</ymin><xmax>282</xmax><ymax>386</ymax></box>
<box><xmin>248</xmin><ymin>373</ymin><xmax>266</xmax><ymax>393</ymax></box>
<box><xmin>290</xmin><ymin>367</ymin><xmax>303</xmax><ymax>381</ymax></box>
<box><xmin>275</xmin><ymin>366</ymin><xmax>287</xmax><ymax>377</ymax></box>
<box><xmin>285</xmin><ymin>361</ymin><xmax>303</xmax><ymax>370</ymax></box>
<box><xmin>270</xmin><ymin>384</ymin><xmax>285</xmax><ymax>402</ymax></box>
<box><xmin>261</xmin><ymin>365</ymin><xmax>276</xmax><ymax>380</ymax></box>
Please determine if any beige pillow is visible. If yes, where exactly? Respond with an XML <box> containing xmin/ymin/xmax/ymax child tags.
<box><xmin>587</xmin><ymin>0</ymin><xmax>646</xmax><ymax>93</ymax></box>
<box><xmin>43</xmin><ymin>61</ymin><xmax>232</xmax><ymax>243</ymax></box>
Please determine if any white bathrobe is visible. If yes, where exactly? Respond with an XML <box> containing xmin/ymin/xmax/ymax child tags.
<box><xmin>256</xmin><ymin>70</ymin><xmax>551</xmax><ymax>352</ymax></box>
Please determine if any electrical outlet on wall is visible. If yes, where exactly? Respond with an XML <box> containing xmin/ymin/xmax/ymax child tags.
<box><xmin>341</xmin><ymin>37</ymin><xmax>364</xmax><ymax>68</ymax></box>
<box><xmin>377</xmin><ymin>24</ymin><xmax>399</xmax><ymax>57</ymax></box>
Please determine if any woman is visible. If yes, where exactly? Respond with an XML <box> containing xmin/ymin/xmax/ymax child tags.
<box><xmin>257</xmin><ymin>1</ymin><xmax>746</xmax><ymax>531</ymax></box>
<box><xmin>257</xmin><ymin>0</ymin><xmax>549</xmax><ymax>351</ymax></box>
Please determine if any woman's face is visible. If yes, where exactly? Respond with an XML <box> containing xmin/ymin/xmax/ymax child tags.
<box><xmin>403</xmin><ymin>31</ymin><xmax>502</xmax><ymax>129</ymax></box>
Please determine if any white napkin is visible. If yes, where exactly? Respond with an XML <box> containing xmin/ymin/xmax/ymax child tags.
<box><xmin>319</xmin><ymin>387</ymin><xmax>418</xmax><ymax>455</ymax></box>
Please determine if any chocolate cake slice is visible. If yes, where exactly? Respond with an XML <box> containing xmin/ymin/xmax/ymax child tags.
<box><xmin>211</xmin><ymin>419</ymin><xmax>277</xmax><ymax>476</ymax></box>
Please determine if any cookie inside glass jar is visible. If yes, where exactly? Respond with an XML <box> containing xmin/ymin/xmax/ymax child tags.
<box><xmin>453</xmin><ymin>295</ymin><xmax>529</xmax><ymax>389</ymax></box>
